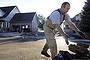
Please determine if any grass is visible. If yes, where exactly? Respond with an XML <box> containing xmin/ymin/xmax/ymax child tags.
<box><xmin>0</xmin><ymin>38</ymin><xmax>49</xmax><ymax>60</ymax></box>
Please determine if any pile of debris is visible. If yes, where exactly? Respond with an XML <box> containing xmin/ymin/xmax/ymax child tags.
<box><xmin>58</xmin><ymin>43</ymin><xmax>90</xmax><ymax>60</ymax></box>
<box><xmin>68</xmin><ymin>43</ymin><xmax>90</xmax><ymax>59</ymax></box>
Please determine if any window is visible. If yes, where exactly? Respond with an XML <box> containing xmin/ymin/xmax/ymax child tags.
<box><xmin>26</xmin><ymin>25</ymin><xmax>28</xmax><ymax>28</ymax></box>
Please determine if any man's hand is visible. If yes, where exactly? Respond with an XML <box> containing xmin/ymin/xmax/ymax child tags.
<box><xmin>63</xmin><ymin>34</ymin><xmax>70</xmax><ymax>45</ymax></box>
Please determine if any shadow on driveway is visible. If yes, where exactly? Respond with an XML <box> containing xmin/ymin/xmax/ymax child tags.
<box><xmin>0</xmin><ymin>36</ymin><xmax>45</xmax><ymax>45</ymax></box>
<box><xmin>0</xmin><ymin>32</ymin><xmax>45</xmax><ymax>45</ymax></box>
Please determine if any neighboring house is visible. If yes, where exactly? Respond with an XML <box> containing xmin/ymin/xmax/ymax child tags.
<box><xmin>0</xmin><ymin>6</ymin><xmax>20</xmax><ymax>32</ymax></box>
<box><xmin>10</xmin><ymin>12</ymin><xmax>38</xmax><ymax>34</ymax></box>
<box><xmin>63</xmin><ymin>13</ymin><xmax>81</xmax><ymax>35</ymax></box>
<box><xmin>72</xmin><ymin>13</ymin><xmax>81</xmax><ymax>28</ymax></box>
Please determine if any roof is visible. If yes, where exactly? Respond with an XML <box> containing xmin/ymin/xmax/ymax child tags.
<box><xmin>10</xmin><ymin>12</ymin><xmax>36</xmax><ymax>23</ymax></box>
<box><xmin>71</xmin><ymin>13</ymin><xmax>81</xmax><ymax>22</ymax></box>
<box><xmin>0</xmin><ymin>6</ymin><xmax>16</xmax><ymax>18</ymax></box>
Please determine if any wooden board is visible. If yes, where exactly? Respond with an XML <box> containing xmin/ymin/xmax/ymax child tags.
<box><xmin>68</xmin><ymin>37</ymin><xmax>90</xmax><ymax>46</ymax></box>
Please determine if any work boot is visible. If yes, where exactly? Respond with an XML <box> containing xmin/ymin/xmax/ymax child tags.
<box><xmin>41</xmin><ymin>51</ymin><xmax>50</xmax><ymax>57</ymax></box>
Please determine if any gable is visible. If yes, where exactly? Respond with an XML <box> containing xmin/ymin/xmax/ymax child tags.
<box><xmin>0</xmin><ymin>6</ymin><xmax>16</xmax><ymax>18</ymax></box>
<box><xmin>10</xmin><ymin>12</ymin><xmax>36</xmax><ymax>23</ymax></box>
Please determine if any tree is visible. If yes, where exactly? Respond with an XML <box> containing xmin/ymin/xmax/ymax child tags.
<box><xmin>37</xmin><ymin>14</ymin><xmax>45</xmax><ymax>30</ymax></box>
<box><xmin>79</xmin><ymin>0</ymin><xmax>90</xmax><ymax>32</ymax></box>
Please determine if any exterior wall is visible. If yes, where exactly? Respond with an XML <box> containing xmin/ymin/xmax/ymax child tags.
<box><xmin>32</xmin><ymin>14</ymin><xmax>38</xmax><ymax>34</ymax></box>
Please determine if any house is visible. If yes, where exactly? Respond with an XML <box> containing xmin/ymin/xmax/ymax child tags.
<box><xmin>72</xmin><ymin>13</ymin><xmax>81</xmax><ymax>28</ymax></box>
<box><xmin>63</xmin><ymin>13</ymin><xmax>81</xmax><ymax>36</ymax></box>
<box><xmin>0</xmin><ymin>6</ymin><xmax>20</xmax><ymax>32</ymax></box>
<box><xmin>10</xmin><ymin>12</ymin><xmax>38</xmax><ymax>34</ymax></box>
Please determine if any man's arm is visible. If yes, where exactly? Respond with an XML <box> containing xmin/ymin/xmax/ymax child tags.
<box><xmin>65</xmin><ymin>14</ymin><xmax>86</xmax><ymax>38</ymax></box>
<box><xmin>67</xmin><ymin>22</ymin><xmax>87</xmax><ymax>38</ymax></box>
<box><xmin>54</xmin><ymin>24</ymin><xmax>69</xmax><ymax>45</ymax></box>
<box><xmin>54</xmin><ymin>24</ymin><xmax>66</xmax><ymax>36</ymax></box>
<box><xmin>67</xmin><ymin>22</ymin><xmax>80</xmax><ymax>32</ymax></box>
<box><xmin>65</xmin><ymin>14</ymin><xmax>80</xmax><ymax>32</ymax></box>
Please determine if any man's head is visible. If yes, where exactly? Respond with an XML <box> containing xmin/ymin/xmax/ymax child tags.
<box><xmin>60</xmin><ymin>2</ymin><xmax>70</xmax><ymax>14</ymax></box>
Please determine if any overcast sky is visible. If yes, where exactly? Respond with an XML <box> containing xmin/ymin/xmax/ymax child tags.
<box><xmin>0</xmin><ymin>0</ymin><xmax>86</xmax><ymax>18</ymax></box>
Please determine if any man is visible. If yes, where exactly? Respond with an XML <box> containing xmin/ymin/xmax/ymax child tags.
<box><xmin>41</xmin><ymin>2</ymin><xmax>84</xmax><ymax>60</ymax></box>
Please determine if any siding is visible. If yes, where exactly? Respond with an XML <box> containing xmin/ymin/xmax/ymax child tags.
<box><xmin>32</xmin><ymin>14</ymin><xmax>38</xmax><ymax>33</ymax></box>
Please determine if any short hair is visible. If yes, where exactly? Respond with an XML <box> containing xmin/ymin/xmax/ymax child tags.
<box><xmin>61</xmin><ymin>2</ymin><xmax>70</xmax><ymax>8</ymax></box>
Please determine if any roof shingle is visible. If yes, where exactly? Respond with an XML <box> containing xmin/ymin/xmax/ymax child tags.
<box><xmin>10</xmin><ymin>12</ymin><xmax>36</xmax><ymax>23</ymax></box>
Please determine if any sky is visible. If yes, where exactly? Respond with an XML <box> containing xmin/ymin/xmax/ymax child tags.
<box><xmin>0</xmin><ymin>0</ymin><xmax>86</xmax><ymax>18</ymax></box>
